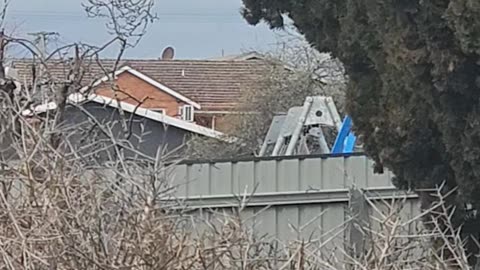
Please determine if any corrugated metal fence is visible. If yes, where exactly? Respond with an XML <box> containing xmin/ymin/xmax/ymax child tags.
<box><xmin>172</xmin><ymin>154</ymin><xmax>394</xmax><ymax>197</ymax></box>
<box><xmin>169</xmin><ymin>154</ymin><xmax>421</xmax><ymax>247</ymax></box>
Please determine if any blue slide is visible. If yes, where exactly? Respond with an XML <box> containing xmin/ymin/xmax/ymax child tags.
<box><xmin>331</xmin><ymin>116</ymin><xmax>357</xmax><ymax>154</ymax></box>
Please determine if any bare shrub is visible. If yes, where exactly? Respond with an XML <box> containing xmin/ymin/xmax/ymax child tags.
<box><xmin>0</xmin><ymin>91</ymin><xmax>476</xmax><ymax>269</ymax></box>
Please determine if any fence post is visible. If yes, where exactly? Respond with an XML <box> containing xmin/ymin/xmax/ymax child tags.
<box><xmin>346</xmin><ymin>188</ymin><xmax>371</xmax><ymax>265</ymax></box>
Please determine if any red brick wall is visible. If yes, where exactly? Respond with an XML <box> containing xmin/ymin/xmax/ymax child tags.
<box><xmin>95</xmin><ymin>72</ymin><xmax>185</xmax><ymax>117</ymax></box>
<box><xmin>94</xmin><ymin>71</ymin><xmax>235</xmax><ymax>132</ymax></box>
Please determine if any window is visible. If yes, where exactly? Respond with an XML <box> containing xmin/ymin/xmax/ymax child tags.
<box><xmin>180</xmin><ymin>105</ymin><xmax>194</xmax><ymax>121</ymax></box>
<box><xmin>150</xmin><ymin>108</ymin><xmax>165</xmax><ymax>114</ymax></box>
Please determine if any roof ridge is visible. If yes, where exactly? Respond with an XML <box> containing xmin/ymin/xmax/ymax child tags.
<box><xmin>11</xmin><ymin>56</ymin><xmax>272</xmax><ymax>112</ymax></box>
<box><xmin>10</xmin><ymin>57</ymin><xmax>266</xmax><ymax>63</ymax></box>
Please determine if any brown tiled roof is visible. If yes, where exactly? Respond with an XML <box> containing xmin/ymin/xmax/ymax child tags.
<box><xmin>11</xmin><ymin>58</ymin><xmax>271</xmax><ymax>111</ymax></box>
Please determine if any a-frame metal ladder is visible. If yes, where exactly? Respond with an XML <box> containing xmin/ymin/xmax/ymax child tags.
<box><xmin>259</xmin><ymin>96</ymin><xmax>357</xmax><ymax>157</ymax></box>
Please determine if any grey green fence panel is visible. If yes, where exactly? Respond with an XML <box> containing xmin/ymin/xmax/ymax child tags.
<box><xmin>168</xmin><ymin>155</ymin><xmax>419</xmax><ymax>248</ymax></box>
<box><xmin>170</xmin><ymin>155</ymin><xmax>396</xmax><ymax>198</ymax></box>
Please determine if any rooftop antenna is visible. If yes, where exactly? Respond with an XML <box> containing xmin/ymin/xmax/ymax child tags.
<box><xmin>28</xmin><ymin>31</ymin><xmax>59</xmax><ymax>61</ymax></box>
<box><xmin>28</xmin><ymin>31</ymin><xmax>59</xmax><ymax>94</ymax></box>
<box><xmin>161</xmin><ymin>46</ymin><xmax>175</xmax><ymax>60</ymax></box>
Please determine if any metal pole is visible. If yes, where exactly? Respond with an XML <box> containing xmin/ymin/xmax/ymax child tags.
<box><xmin>28</xmin><ymin>31</ymin><xmax>59</xmax><ymax>60</ymax></box>
<box><xmin>325</xmin><ymin>97</ymin><xmax>342</xmax><ymax>131</ymax></box>
<box><xmin>271</xmin><ymin>136</ymin><xmax>285</xmax><ymax>156</ymax></box>
<box><xmin>317</xmin><ymin>129</ymin><xmax>330</xmax><ymax>154</ymax></box>
<box><xmin>285</xmin><ymin>97</ymin><xmax>314</xmax><ymax>156</ymax></box>
<box><xmin>259</xmin><ymin>115</ymin><xmax>286</xmax><ymax>156</ymax></box>
<box><xmin>39</xmin><ymin>34</ymin><xmax>46</xmax><ymax>60</ymax></box>
<box><xmin>259</xmin><ymin>138</ymin><xmax>270</xmax><ymax>156</ymax></box>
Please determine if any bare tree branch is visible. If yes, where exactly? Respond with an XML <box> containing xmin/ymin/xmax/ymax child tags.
<box><xmin>83</xmin><ymin>0</ymin><xmax>157</xmax><ymax>47</ymax></box>
<box><xmin>0</xmin><ymin>0</ymin><xmax>9</xmax><ymax>31</ymax></box>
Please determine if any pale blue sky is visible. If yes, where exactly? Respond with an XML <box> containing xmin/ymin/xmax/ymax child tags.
<box><xmin>5</xmin><ymin>0</ymin><xmax>282</xmax><ymax>59</ymax></box>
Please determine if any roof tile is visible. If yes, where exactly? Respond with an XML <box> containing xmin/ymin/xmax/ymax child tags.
<box><xmin>11</xmin><ymin>58</ymin><xmax>271</xmax><ymax>111</ymax></box>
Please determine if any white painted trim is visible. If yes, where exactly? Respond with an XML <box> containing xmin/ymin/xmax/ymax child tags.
<box><xmin>180</xmin><ymin>104</ymin><xmax>194</xmax><ymax>122</ymax></box>
<box><xmin>88</xmin><ymin>94</ymin><xmax>218</xmax><ymax>138</ymax></box>
<box><xmin>21</xmin><ymin>102</ymin><xmax>57</xmax><ymax>116</ymax></box>
<box><xmin>125</xmin><ymin>67</ymin><xmax>201</xmax><ymax>109</ymax></box>
<box><xmin>148</xmin><ymin>108</ymin><xmax>166</xmax><ymax>114</ymax></box>
<box><xmin>22</xmin><ymin>93</ymin><xmax>226</xmax><ymax>140</ymax></box>
<box><xmin>80</xmin><ymin>66</ymin><xmax>201</xmax><ymax>109</ymax></box>
<box><xmin>196</xmin><ymin>110</ymin><xmax>260</xmax><ymax>115</ymax></box>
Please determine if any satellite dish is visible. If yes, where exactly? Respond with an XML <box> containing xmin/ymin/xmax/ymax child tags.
<box><xmin>161</xmin><ymin>46</ymin><xmax>175</xmax><ymax>60</ymax></box>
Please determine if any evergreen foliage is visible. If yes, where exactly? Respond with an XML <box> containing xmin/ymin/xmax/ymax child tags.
<box><xmin>242</xmin><ymin>0</ymin><xmax>480</xmax><ymax>263</ymax></box>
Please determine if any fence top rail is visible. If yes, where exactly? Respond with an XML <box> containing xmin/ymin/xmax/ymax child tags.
<box><xmin>179</xmin><ymin>152</ymin><xmax>367</xmax><ymax>165</ymax></box>
<box><xmin>169</xmin><ymin>187</ymin><xmax>417</xmax><ymax>209</ymax></box>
